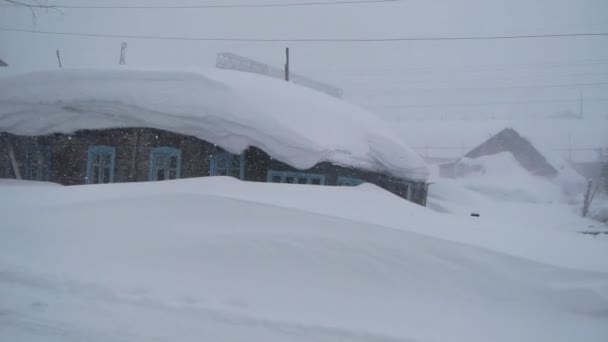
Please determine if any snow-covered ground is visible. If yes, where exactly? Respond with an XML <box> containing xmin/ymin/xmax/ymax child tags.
<box><xmin>1</xmin><ymin>174</ymin><xmax>608</xmax><ymax>342</ymax></box>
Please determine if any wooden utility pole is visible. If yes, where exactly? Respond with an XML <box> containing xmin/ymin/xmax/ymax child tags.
<box><xmin>119</xmin><ymin>42</ymin><xmax>127</xmax><ymax>65</ymax></box>
<box><xmin>568</xmin><ymin>132</ymin><xmax>572</xmax><ymax>161</ymax></box>
<box><xmin>284</xmin><ymin>47</ymin><xmax>290</xmax><ymax>82</ymax></box>
<box><xmin>56</xmin><ymin>50</ymin><xmax>62</xmax><ymax>68</ymax></box>
<box><xmin>579</xmin><ymin>91</ymin><xmax>584</xmax><ymax>119</ymax></box>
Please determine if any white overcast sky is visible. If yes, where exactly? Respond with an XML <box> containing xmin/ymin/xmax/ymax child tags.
<box><xmin>1</xmin><ymin>0</ymin><xmax>607</xmax><ymax>124</ymax></box>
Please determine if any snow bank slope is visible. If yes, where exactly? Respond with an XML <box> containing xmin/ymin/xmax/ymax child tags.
<box><xmin>1</xmin><ymin>179</ymin><xmax>608</xmax><ymax>342</ymax></box>
<box><xmin>0</xmin><ymin>68</ymin><xmax>428</xmax><ymax>181</ymax></box>
<box><xmin>448</xmin><ymin>152</ymin><xmax>567</xmax><ymax>202</ymax></box>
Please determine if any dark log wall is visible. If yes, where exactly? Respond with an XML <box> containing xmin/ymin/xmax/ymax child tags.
<box><xmin>244</xmin><ymin>146</ymin><xmax>417</xmax><ymax>201</ymax></box>
<box><xmin>3</xmin><ymin>130</ymin><xmax>140</xmax><ymax>185</ymax></box>
<box><xmin>132</xmin><ymin>129</ymin><xmax>212</xmax><ymax>181</ymax></box>
<box><xmin>0</xmin><ymin>128</ymin><xmax>428</xmax><ymax>206</ymax></box>
<box><xmin>0</xmin><ymin>136</ymin><xmax>13</xmax><ymax>179</ymax></box>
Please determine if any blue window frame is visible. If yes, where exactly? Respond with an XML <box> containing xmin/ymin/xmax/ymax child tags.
<box><xmin>385</xmin><ymin>179</ymin><xmax>411</xmax><ymax>200</ymax></box>
<box><xmin>210</xmin><ymin>152</ymin><xmax>245</xmax><ymax>179</ymax></box>
<box><xmin>267</xmin><ymin>170</ymin><xmax>326</xmax><ymax>185</ymax></box>
<box><xmin>25</xmin><ymin>145</ymin><xmax>52</xmax><ymax>181</ymax></box>
<box><xmin>149</xmin><ymin>147</ymin><xmax>182</xmax><ymax>181</ymax></box>
<box><xmin>86</xmin><ymin>146</ymin><xmax>115</xmax><ymax>184</ymax></box>
<box><xmin>337</xmin><ymin>176</ymin><xmax>365</xmax><ymax>186</ymax></box>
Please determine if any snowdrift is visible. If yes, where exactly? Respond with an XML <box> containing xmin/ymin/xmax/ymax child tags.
<box><xmin>1</xmin><ymin>178</ymin><xmax>608</xmax><ymax>342</ymax></box>
<box><xmin>443</xmin><ymin>151</ymin><xmax>586</xmax><ymax>202</ymax></box>
<box><xmin>450</xmin><ymin>152</ymin><xmax>566</xmax><ymax>202</ymax></box>
<box><xmin>0</xmin><ymin>68</ymin><xmax>428</xmax><ymax>181</ymax></box>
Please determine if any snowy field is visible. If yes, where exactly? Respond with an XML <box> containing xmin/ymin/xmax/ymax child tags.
<box><xmin>1</xmin><ymin>175</ymin><xmax>608</xmax><ymax>342</ymax></box>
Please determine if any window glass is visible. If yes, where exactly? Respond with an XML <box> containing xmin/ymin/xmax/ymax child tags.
<box><xmin>25</xmin><ymin>145</ymin><xmax>52</xmax><ymax>181</ymax></box>
<box><xmin>210</xmin><ymin>152</ymin><xmax>244</xmax><ymax>180</ymax></box>
<box><xmin>87</xmin><ymin>146</ymin><xmax>115</xmax><ymax>184</ymax></box>
<box><xmin>149</xmin><ymin>147</ymin><xmax>181</xmax><ymax>181</ymax></box>
<box><xmin>337</xmin><ymin>176</ymin><xmax>365</xmax><ymax>186</ymax></box>
<box><xmin>267</xmin><ymin>171</ymin><xmax>325</xmax><ymax>185</ymax></box>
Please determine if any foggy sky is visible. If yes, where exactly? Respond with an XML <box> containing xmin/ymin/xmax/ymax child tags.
<box><xmin>0</xmin><ymin>0</ymin><xmax>607</xmax><ymax>159</ymax></box>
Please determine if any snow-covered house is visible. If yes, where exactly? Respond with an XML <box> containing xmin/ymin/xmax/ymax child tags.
<box><xmin>0</xmin><ymin>68</ymin><xmax>430</xmax><ymax>205</ymax></box>
<box><xmin>440</xmin><ymin>128</ymin><xmax>559</xmax><ymax>179</ymax></box>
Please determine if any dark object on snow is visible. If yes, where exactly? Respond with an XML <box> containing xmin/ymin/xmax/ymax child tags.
<box><xmin>471</xmin><ymin>212</ymin><xmax>480</xmax><ymax>217</ymax></box>
<box><xmin>0</xmin><ymin>58</ymin><xmax>7</xmax><ymax>67</ymax></box>
<box><xmin>579</xmin><ymin>231</ymin><xmax>608</xmax><ymax>236</ymax></box>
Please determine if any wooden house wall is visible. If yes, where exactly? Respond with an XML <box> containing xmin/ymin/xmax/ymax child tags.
<box><xmin>243</xmin><ymin>146</ymin><xmax>418</xmax><ymax>201</ymax></box>
<box><xmin>131</xmin><ymin>128</ymin><xmax>212</xmax><ymax>181</ymax></box>
<box><xmin>1</xmin><ymin>128</ymin><xmax>428</xmax><ymax>205</ymax></box>
<box><xmin>0</xmin><ymin>135</ymin><xmax>13</xmax><ymax>179</ymax></box>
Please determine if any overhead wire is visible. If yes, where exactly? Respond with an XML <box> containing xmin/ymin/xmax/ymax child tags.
<box><xmin>0</xmin><ymin>0</ymin><xmax>403</xmax><ymax>9</ymax></box>
<box><xmin>346</xmin><ymin>82</ymin><xmax>608</xmax><ymax>93</ymax></box>
<box><xmin>1</xmin><ymin>27</ymin><xmax>607</xmax><ymax>42</ymax></box>
<box><xmin>364</xmin><ymin>98</ymin><xmax>608</xmax><ymax>109</ymax></box>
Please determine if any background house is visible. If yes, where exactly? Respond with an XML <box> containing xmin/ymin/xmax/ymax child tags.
<box><xmin>440</xmin><ymin>128</ymin><xmax>559</xmax><ymax>179</ymax></box>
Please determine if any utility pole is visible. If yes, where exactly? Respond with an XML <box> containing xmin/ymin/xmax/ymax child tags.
<box><xmin>284</xmin><ymin>47</ymin><xmax>290</xmax><ymax>82</ymax></box>
<box><xmin>56</xmin><ymin>50</ymin><xmax>62</xmax><ymax>68</ymax></box>
<box><xmin>568</xmin><ymin>132</ymin><xmax>572</xmax><ymax>161</ymax></box>
<box><xmin>119</xmin><ymin>42</ymin><xmax>127</xmax><ymax>65</ymax></box>
<box><xmin>579</xmin><ymin>90</ymin><xmax>584</xmax><ymax>119</ymax></box>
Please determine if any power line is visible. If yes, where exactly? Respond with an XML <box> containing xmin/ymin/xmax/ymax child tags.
<box><xmin>350</xmin><ymin>82</ymin><xmax>608</xmax><ymax>93</ymax></box>
<box><xmin>365</xmin><ymin>98</ymin><xmax>608</xmax><ymax>109</ymax></box>
<box><xmin>313</xmin><ymin>59</ymin><xmax>608</xmax><ymax>75</ymax></box>
<box><xmin>1</xmin><ymin>27</ymin><xmax>607</xmax><ymax>43</ymax></box>
<box><xmin>336</xmin><ymin>70</ymin><xmax>608</xmax><ymax>81</ymax></box>
<box><xmin>0</xmin><ymin>0</ymin><xmax>402</xmax><ymax>9</ymax></box>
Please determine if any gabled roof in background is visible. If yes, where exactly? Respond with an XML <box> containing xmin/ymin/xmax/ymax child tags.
<box><xmin>464</xmin><ymin>128</ymin><xmax>558</xmax><ymax>177</ymax></box>
<box><xmin>0</xmin><ymin>59</ymin><xmax>7</xmax><ymax>67</ymax></box>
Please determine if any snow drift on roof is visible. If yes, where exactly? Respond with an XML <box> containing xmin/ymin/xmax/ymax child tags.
<box><xmin>447</xmin><ymin>128</ymin><xmax>587</xmax><ymax>196</ymax></box>
<box><xmin>0</xmin><ymin>68</ymin><xmax>428</xmax><ymax>181</ymax></box>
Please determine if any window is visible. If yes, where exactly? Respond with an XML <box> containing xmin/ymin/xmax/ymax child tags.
<box><xmin>25</xmin><ymin>145</ymin><xmax>51</xmax><ymax>181</ymax></box>
<box><xmin>409</xmin><ymin>183</ymin><xmax>427</xmax><ymax>205</ymax></box>
<box><xmin>149</xmin><ymin>147</ymin><xmax>182</xmax><ymax>181</ymax></box>
<box><xmin>87</xmin><ymin>146</ymin><xmax>115</xmax><ymax>184</ymax></box>
<box><xmin>210</xmin><ymin>152</ymin><xmax>244</xmax><ymax>179</ymax></box>
<box><xmin>385</xmin><ymin>180</ymin><xmax>410</xmax><ymax>200</ymax></box>
<box><xmin>337</xmin><ymin>176</ymin><xmax>365</xmax><ymax>186</ymax></box>
<box><xmin>267</xmin><ymin>170</ymin><xmax>326</xmax><ymax>185</ymax></box>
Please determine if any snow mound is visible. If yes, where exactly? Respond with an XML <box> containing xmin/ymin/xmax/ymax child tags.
<box><xmin>1</xmin><ymin>179</ymin><xmax>608</xmax><ymax>342</ymax></box>
<box><xmin>0</xmin><ymin>68</ymin><xmax>428</xmax><ymax>181</ymax></box>
<box><xmin>452</xmin><ymin>152</ymin><xmax>566</xmax><ymax>203</ymax></box>
<box><xmin>519</xmin><ymin>131</ymin><xmax>588</xmax><ymax>196</ymax></box>
<box><xmin>589</xmin><ymin>197</ymin><xmax>608</xmax><ymax>223</ymax></box>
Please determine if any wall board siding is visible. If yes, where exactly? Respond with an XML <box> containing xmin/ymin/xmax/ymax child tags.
<box><xmin>0</xmin><ymin>129</ymin><xmax>428</xmax><ymax>206</ymax></box>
